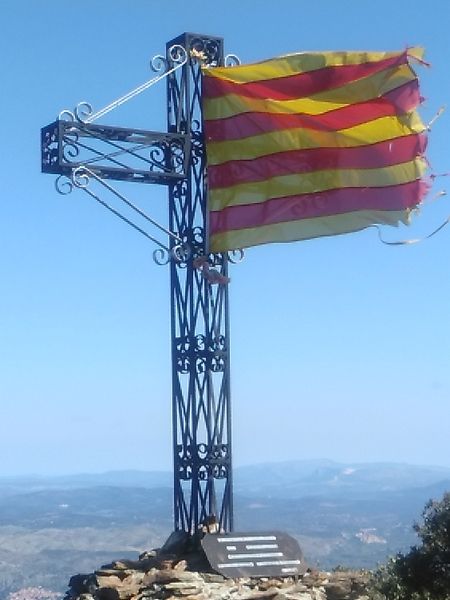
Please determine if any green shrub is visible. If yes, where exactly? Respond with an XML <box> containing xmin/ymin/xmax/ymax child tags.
<box><xmin>370</xmin><ymin>492</ymin><xmax>450</xmax><ymax>600</ymax></box>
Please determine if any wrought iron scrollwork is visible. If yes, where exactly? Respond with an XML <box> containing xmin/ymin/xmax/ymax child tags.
<box><xmin>175</xmin><ymin>334</ymin><xmax>206</xmax><ymax>374</ymax></box>
<box><xmin>207</xmin><ymin>253</ymin><xmax>223</xmax><ymax>267</ymax></box>
<box><xmin>167</xmin><ymin>44</ymin><xmax>188</xmax><ymax>66</ymax></box>
<box><xmin>176</xmin><ymin>333</ymin><xmax>223</xmax><ymax>372</ymax></box>
<box><xmin>173</xmin><ymin>331</ymin><xmax>227</xmax><ymax>375</ymax></box>
<box><xmin>197</xmin><ymin>444</ymin><xmax>230</xmax><ymax>480</ymax></box>
<box><xmin>189</xmin><ymin>37</ymin><xmax>222</xmax><ymax>66</ymax></box>
<box><xmin>171</xmin><ymin>242</ymin><xmax>191</xmax><ymax>264</ymax></box>
<box><xmin>55</xmin><ymin>174</ymin><xmax>73</xmax><ymax>195</ymax></box>
<box><xmin>153</xmin><ymin>244</ymin><xmax>191</xmax><ymax>266</ymax></box>
<box><xmin>58</xmin><ymin>109</ymin><xmax>76</xmax><ymax>122</ymax></box>
<box><xmin>62</xmin><ymin>129</ymin><xmax>80</xmax><ymax>161</ymax></box>
<box><xmin>71</xmin><ymin>166</ymin><xmax>90</xmax><ymax>188</ymax></box>
<box><xmin>176</xmin><ymin>444</ymin><xmax>194</xmax><ymax>480</ymax></box>
<box><xmin>227</xmin><ymin>248</ymin><xmax>245</xmax><ymax>263</ymax></box>
<box><xmin>225</xmin><ymin>54</ymin><xmax>241</xmax><ymax>66</ymax></box>
<box><xmin>148</xmin><ymin>143</ymin><xmax>167</xmax><ymax>173</ymax></box>
<box><xmin>152</xmin><ymin>248</ymin><xmax>171</xmax><ymax>266</ymax></box>
<box><xmin>210</xmin><ymin>353</ymin><xmax>225</xmax><ymax>373</ymax></box>
<box><xmin>177</xmin><ymin>464</ymin><xmax>193</xmax><ymax>480</ymax></box>
<box><xmin>212</xmin><ymin>334</ymin><xmax>226</xmax><ymax>352</ymax></box>
<box><xmin>150</xmin><ymin>53</ymin><xmax>167</xmax><ymax>73</ymax></box>
<box><xmin>75</xmin><ymin>102</ymin><xmax>94</xmax><ymax>123</ymax></box>
<box><xmin>191</xmin><ymin>130</ymin><xmax>203</xmax><ymax>167</ymax></box>
<box><xmin>192</xmin><ymin>227</ymin><xmax>204</xmax><ymax>243</ymax></box>
<box><xmin>194</xmin><ymin>334</ymin><xmax>207</xmax><ymax>351</ymax></box>
<box><xmin>188</xmin><ymin>227</ymin><xmax>205</xmax><ymax>259</ymax></box>
<box><xmin>41</xmin><ymin>119</ymin><xmax>189</xmax><ymax>184</ymax></box>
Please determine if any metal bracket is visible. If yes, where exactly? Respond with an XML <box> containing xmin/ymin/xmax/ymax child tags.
<box><xmin>54</xmin><ymin>166</ymin><xmax>190</xmax><ymax>265</ymax></box>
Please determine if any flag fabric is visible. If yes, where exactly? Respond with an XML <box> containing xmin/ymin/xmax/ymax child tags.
<box><xmin>202</xmin><ymin>48</ymin><xmax>428</xmax><ymax>253</ymax></box>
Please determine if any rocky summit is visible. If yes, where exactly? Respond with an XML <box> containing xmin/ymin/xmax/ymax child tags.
<box><xmin>65</xmin><ymin>533</ymin><xmax>370</xmax><ymax>600</ymax></box>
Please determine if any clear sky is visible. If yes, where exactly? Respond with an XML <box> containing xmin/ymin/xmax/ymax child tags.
<box><xmin>1</xmin><ymin>0</ymin><xmax>449</xmax><ymax>476</ymax></box>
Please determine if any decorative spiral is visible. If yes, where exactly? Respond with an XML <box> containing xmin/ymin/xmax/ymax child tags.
<box><xmin>58</xmin><ymin>109</ymin><xmax>75</xmax><ymax>122</ymax></box>
<box><xmin>195</xmin><ymin>356</ymin><xmax>206</xmax><ymax>375</ymax></box>
<box><xmin>207</xmin><ymin>252</ymin><xmax>222</xmax><ymax>267</ymax></box>
<box><xmin>170</xmin><ymin>141</ymin><xmax>186</xmax><ymax>172</ymax></box>
<box><xmin>211</xmin><ymin>356</ymin><xmax>225</xmax><ymax>373</ymax></box>
<box><xmin>176</xmin><ymin>336</ymin><xmax>190</xmax><ymax>353</ymax></box>
<box><xmin>179</xmin><ymin>445</ymin><xmax>192</xmax><ymax>460</ymax></box>
<box><xmin>173</xmin><ymin>179</ymin><xmax>188</xmax><ymax>201</ymax></box>
<box><xmin>150</xmin><ymin>53</ymin><xmax>168</xmax><ymax>73</ymax></box>
<box><xmin>225</xmin><ymin>53</ymin><xmax>241</xmax><ymax>66</ymax></box>
<box><xmin>198</xmin><ymin>466</ymin><xmax>208</xmax><ymax>481</ymax></box>
<box><xmin>152</xmin><ymin>247</ymin><xmax>171</xmax><ymax>265</ymax></box>
<box><xmin>192</xmin><ymin>227</ymin><xmax>204</xmax><ymax>246</ymax></box>
<box><xmin>55</xmin><ymin>175</ymin><xmax>73</xmax><ymax>195</ymax></box>
<box><xmin>168</xmin><ymin>44</ymin><xmax>188</xmax><ymax>65</ymax></box>
<box><xmin>216</xmin><ymin>465</ymin><xmax>229</xmax><ymax>479</ymax></box>
<box><xmin>196</xmin><ymin>357</ymin><xmax>206</xmax><ymax>374</ymax></box>
<box><xmin>74</xmin><ymin>101</ymin><xmax>94</xmax><ymax>123</ymax></box>
<box><xmin>191</xmin><ymin>135</ymin><xmax>203</xmax><ymax>167</ymax></box>
<box><xmin>171</xmin><ymin>242</ymin><xmax>191</xmax><ymax>263</ymax></box>
<box><xmin>62</xmin><ymin>131</ymin><xmax>80</xmax><ymax>161</ymax></box>
<box><xmin>63</xmin><ymin>142</ymin><xmax>79</xmax><ymax>161</ymax></box>
<box><xmin>148</xmin><ymin>145</ymin><xmax>167</xmax><ymax>172</ymax></box>
<box><xmin>71</xmin><ymin>166</ymin><xmax>90</xmax><ymax>189</ymax></box>
<box><xmin>198</xmin><ymin>443</ymin><xmax>208</xmax><ymax>458</ymax></box>
<box><xmin>58</xmin><ymin>108</ymin><xmax>75</xmax><ymax>121</ymax></box>
<box><xmin>191</xmin><ymin>38</ymin><xmax>221</xmax><ymax>66</ymax></box>
<box><xmin>227</xmin><ymin>248</ymin><xmax>245</xmax><ymax>264</ymax></box>
<box><xmin>213</xmin><ymin>334</ymin><xmax>226</xmax><ymax>351</ymax></box>
<box><xmin>178</xmin><ymin>465</ymin><xmax>192</xmax><ymax>480</ymax></box>
<box><xmin>178</xmin><ymin>357</ymin><xmax>191</xmax><ymax>374</ymax></box>
<box><xmin>194</xmin><ymin>334</ymin><xmax>206</xmax><ymax>351</ymax></box>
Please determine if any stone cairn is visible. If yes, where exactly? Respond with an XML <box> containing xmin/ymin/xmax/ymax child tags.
<box><xmin>66</xmin><ymin>532</ymin><xmax>370</xmax><ymax>600</ymax></box>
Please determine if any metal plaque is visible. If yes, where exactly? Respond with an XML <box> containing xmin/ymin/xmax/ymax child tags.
<box><xmin>201</xmin><ymin>531</ymin><xmax>306</xmax><ymax>578</ymax></box>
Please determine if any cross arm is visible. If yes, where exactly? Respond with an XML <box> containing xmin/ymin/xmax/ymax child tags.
<box><xmin>41</xmin><ymin>119</ymin><xmax>189</xmax><ymax>185</ymax></box>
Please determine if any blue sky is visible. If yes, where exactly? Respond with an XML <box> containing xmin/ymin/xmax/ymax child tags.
<box><xmin>1</xmin><ymin>0</ymin><xmax>449</xmax><ymax>475</ymax></box>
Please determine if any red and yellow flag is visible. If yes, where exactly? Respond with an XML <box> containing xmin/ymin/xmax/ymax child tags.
<box><xmin>202</xmin><ymin>49</ymin><xmax>428</xmax><ymax>253</ymax></box>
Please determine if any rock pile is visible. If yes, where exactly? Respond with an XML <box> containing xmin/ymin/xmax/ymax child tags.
<box><xmin>66</xmin><ymin>537</ymin><xmax>370</xmax><ymax>600</ymax></box>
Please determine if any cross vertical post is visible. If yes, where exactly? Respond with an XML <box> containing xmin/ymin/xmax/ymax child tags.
<box><xmin>166</xmin><ymin>33</ymin><xmax>233</xmax><ymax>533</ymax></box>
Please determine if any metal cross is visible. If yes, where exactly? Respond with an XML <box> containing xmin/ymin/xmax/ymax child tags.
<box><xmin>41</xmin><ymin>32</ymin><xmax>237</xmax><ymax>533</ymax></box>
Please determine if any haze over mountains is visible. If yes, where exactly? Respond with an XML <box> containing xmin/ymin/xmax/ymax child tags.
<box><xmin>1</xmin><ymin>459</ymin><xmax>449</xmax><ymax>599</ymax></box>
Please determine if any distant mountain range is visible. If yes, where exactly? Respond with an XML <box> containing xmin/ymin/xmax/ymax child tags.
<box><xmin>0</xmin><ymin>470</ymin><xmax>172</xmax><ymax>496</ymax></box>
<box><xmin>233</xmin><ymin>459</ymin><xmax>450</xmax><ymax>497</ymax></box>
<box><xmin>3</xmin><ymin>458</ymin><xmax>449</xmax><ymax>495</ymax></box>
<box><xmin>0</xmin><ymin>460</ymin><xmax>449</xmax><ymax>599</ymax></box>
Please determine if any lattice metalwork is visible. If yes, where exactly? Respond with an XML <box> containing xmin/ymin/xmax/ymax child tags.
<box><xmin>166</xmin><ymin>33</ymin><xmax>233</xmax><ymax>533</ymax></box>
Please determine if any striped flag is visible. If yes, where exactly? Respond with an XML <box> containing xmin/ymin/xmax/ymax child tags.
<box><xmin>202</xmin><ymin>48</ymin><xmax>428</xmax><ymax>253</ymax></box>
